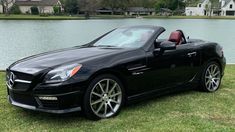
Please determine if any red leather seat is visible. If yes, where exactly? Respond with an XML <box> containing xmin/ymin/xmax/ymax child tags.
<box><xmin>168</xmin><ymin>31</ymin><xmax>182</xmax><ymax>45</ymax></box>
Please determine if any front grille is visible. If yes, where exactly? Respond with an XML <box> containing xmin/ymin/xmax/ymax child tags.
<box><xmin>13</xmin><ymin>83</ymin><xmax>31</xmax><ymax>91</ymax></box>
<box><xmin>9</xmin><ymin>91</ymin><xmax>37</xmax><ymax>106</ymax></box>
<box><xmin>13</xmin><ymin>71</ymin><xmax>34</xmax><ymax>81</ymax></box>
<box><xmin>6</xmin><ymin>70</ymin><xmax>34</xmax><ymax>91</ymax></box>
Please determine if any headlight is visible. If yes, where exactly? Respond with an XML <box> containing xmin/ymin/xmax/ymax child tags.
<box><xmin>44</xmin><ymin>64</ymin><xmax>82</xmax><ymax>83</ymax></box>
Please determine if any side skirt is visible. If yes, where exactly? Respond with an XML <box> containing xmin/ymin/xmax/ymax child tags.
<box><xmin>126</xmin><ymin>82</ymin><xmax>198</xmax><ymax>105</ymax></box>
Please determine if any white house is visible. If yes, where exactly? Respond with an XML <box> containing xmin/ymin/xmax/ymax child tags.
<box><xmin>185</xmin><ymin>0</ymin><xmax>212</xmax><ymax>16</ymax></box>
<box><xmin>0</xmin><ymin>5</ymin><xmax>3</xmax><ymax>13</ymax></box>
<box><xmin>125</xmin><ymin>7</ymin><xmax>155</xmax><ymax>16</ymax></box>
<box><xmin>15</xmin><ymin>0</ymin><xmax>62</xmax><ymax>14</ymax></box>
<box><xmin>220</xmin><ymin>0</ymin><xmax>235</xmax><ymax>16</ymax></box>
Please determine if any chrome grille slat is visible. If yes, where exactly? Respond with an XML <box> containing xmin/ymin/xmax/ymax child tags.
<box><xmin>6</xmin><ymin>70</ymin><xmax>33</xmax><ymax>91</ymax></box>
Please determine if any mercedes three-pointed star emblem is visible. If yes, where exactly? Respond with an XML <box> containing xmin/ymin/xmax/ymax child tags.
<box><xmin>8</xmin><ymin>72</ymin><xmax>15</xmax><ymax>88</ymax></box>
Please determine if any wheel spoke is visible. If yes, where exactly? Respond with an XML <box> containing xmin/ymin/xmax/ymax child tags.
<box><xmin>207</xmin><ymin>69</ymin><xmax>211</xmax><ymax>75</ymax></box>
<box><xmin>214</xmin><ymin>71</ymin><xmax>220</xmax><ymax>76</ymax></box>
<box><xmin>91</xmin><ymin>99</ymin><xmax>103</xmax><ymax>105</ymax></box>
<box><xmin>105</xmin><ymin>79</ymin><xmax>109</xmax><ymax>93</ymax></box>
<box><xmin>104</xmin><ymin>103</ymin><xmax>108</xmax><ymax>116</ymax></box>
<box><xmin>212</xmin><ymin>66</ymin><xmax>217</xmax><ymax>74</ymax></box>
<box><xmin>108</xmin><ymin>83</ymin><xmax>117</xmax><ymax>95</ymax></box>
<box><xmin>108</xmin><ymin>103</ymin><xmax>115</xmax><ymax>113</ymax></box>
<box><xmin>207</xmin><ymin>81</ymin><xmax>210</xmax><ymax>89</ymax></box>
<box><xmin>209</xmin><ymin>82</ymin><xmax>213</xmax><ymax>90</ymax></box>
<box><xmin>212</xmin><ymin>80</ymin><xmax>218</xmax><ymax>87</ymax></box>
<box><xmin>92</xmin><ymin>92</ymin><xmax>102</xmax><ymax>98</ymax></box>
<box><xmin>206</xmin><ymin>80</ymin><xmax>210</xmax><ymax>85</ymax></box>
<box><xmin>214</xmin><ymin>77</ymin><xmax>220</xmax><ymax>80</ymax></box>
<box><xmin>110</xmin><ymin>92</ymin><xmax>121</xmax><ymax>98</ymax></box>
<box><xmin>110</xmin><ymin>99</ymin><xmax>120</xmax><ymax>104</ymax></box>
<box><xmin>98</xmin><ymin>82</ymin><xmax>105</xmax><ymax>94</ymax></box>
<box><xmin>96</xmin><ymin>102</ymin><xmax>104</xmax><ymax>114</ymax></box>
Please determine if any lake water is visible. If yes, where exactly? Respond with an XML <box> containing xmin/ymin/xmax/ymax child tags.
<box><xmin>0</xmin><ymin>19</ymin><xmax>234</xmax><ymax>70</ymax></box>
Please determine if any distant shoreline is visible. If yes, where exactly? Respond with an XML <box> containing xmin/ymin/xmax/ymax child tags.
<box><xmin>1</xmin><ymin>14</ymin><xmax>235</xmax><ymax>20</ymax></box>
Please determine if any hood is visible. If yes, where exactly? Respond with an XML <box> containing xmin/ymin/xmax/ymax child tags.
<box><xmin>9</xmin><ymin>47</ymin><xmax>126</xmax><ymax>74</ymax></box>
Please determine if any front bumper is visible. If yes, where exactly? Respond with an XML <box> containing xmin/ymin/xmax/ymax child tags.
<box><xmin>7</xmin><ymin>83</ymin><xmax>84</xmax><ymax>114</ymax></box>
<box><xmin>8</xmin><ymin>95</ymin><xmax>81</xmax><ymax>114</ymax></box>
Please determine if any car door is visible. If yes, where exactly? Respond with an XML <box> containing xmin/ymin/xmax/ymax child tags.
<box><xmin>145</xmin><ymin>44</ymin><xmax>200</xmax><ymax>90</ymax></box>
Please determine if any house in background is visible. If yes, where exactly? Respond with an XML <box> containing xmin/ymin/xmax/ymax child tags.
<box><xmin>220</xmin><ymin>0</ymin><xmax>235</xmax><ymax>16</ymax></box>
<box><xmin>15</xmin><ymin>0</ymin><xmax>62</xmax><ymax>14</ymax></box>
<box><xmin>158</xmin><ymin>8</ymin><xmax>173</xmax><ymax>16</ymax></box>
<box><xmin>125</xmin><ymin>7</ymin><xmax>155</xmax><ymax>16</ymax></box>
<box><xmin>0</xmin><ymin>4</ymin><xmax>2</xmax><ymax>13</ymax></box>
<box><xmin>95</xmin><ymin>7</ymin><xmax>123</xmax><ymax>15</ymax></box>
<box><xmin>185</xmin><ymin>0</ymin><xmax>212</xmax><ymax>16</ymax></box>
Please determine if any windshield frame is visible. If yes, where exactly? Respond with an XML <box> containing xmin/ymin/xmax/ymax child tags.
<box><xmin>84</xmin><ymin>26</ymin><xmax>166</xmax><ymax>51</ymax></box>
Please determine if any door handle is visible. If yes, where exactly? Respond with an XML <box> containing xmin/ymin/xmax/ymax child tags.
<box><xmin>187</xmin><ymin>52</ymin><xmax>197</xmax><ymax>57</ymax></box>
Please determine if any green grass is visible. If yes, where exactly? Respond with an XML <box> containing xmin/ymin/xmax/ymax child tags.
<box><xmin>0</xmin><ymin>65</ymin><xmax>234</xmax><ymax>131</ymax></box>
<box><xmin>2</xmin><ymin>14</ymin><xmax>235</xmax><ymax>20</ymax></box>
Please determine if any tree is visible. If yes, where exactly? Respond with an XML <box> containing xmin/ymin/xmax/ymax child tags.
<box><xmin>10</xmin><ymin>4</ymin><xmax>21</xmax><ymax>14</ymax></box>
<box><xmin>155</xmin><ymin>0</ymin><xmax>185</xmax><ymax>11</ymax></box>
<box><xmin>78</xmin><ymin>0</ymin><xmax>100</xmax><ymax>19</ymax></box>
<box><xmin>209</xmin><ymin>0</ymin><xmax>220</xmax><ymax>16</ymax></box>
<box><xmin>0</xmin><ymin>0</ymin><xmax>14</xmax><ymax>15</ymax></box>
<box><xmin>64</xmin><ymin>0</ymin><xmax>79</xmax><ymax>15</ymax></box>
<box><xmin>101</xmin><ymin>0</ymin><xmax>119</xmax><ymax>15</ymax></box>
<box><xmin>53</xmin><ymin>6</ymin><xmax>61</xmax><ymax>15</ymax></box>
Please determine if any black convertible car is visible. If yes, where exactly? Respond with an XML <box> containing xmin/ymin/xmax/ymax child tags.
<box><xmin>6</xmin><ymin>25</ymin><xmax>226</xmax><ymax>120</ymax></box>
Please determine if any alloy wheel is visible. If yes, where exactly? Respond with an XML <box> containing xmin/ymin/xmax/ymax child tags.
<box><xmin>204</xmin><ymin>64</ymin><xmax>221</xmax><ymax>92</ymax></box>
<box><xmin>89</xmin><ymin>79</ymin><xmax>122</xmax><ymax>118</ymax></box>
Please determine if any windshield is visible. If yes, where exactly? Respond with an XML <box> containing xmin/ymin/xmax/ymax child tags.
<box><xmin>93</xmin><ymin>27</ymin><xmax>155</xmax><ymax>48</ymax></box>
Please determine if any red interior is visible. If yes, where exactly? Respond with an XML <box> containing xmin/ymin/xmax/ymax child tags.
<box><xmin>168</xmin><ymin>31</ymin><xmax>182</xmax><ymax>45</ymax></box>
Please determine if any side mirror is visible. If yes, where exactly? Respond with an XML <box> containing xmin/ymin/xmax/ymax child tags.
<box><xmin>153</xmin><ymin>41</ymin><xmax>176</xmax><ymax>56</ymax></box>
<box><xmin>159</xmin><ymin>41</ymin><xmax>176</xmax><ymax>51</ymax></box>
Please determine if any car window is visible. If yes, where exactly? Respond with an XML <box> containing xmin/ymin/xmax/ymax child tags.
<box><xmin>93</xmin><ymin>28</ymin><xmax>155</xmax><ymax>48</ymax></box>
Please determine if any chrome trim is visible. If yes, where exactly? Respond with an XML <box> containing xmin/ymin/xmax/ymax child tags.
<box><xmin>187</xmin><ymin>52</ymin><xmax>197</xmax><ymax>57</ymax></box>
<box><xmin>8</xmin><ymin>96</ymin><xmax>81</xmax><ymax>114</ymax></box>
<box><xmin>34</xmin><ymin>91</ymin><xmax>81</xmax><ymax>97</ymax></box>
<box><xmin>15</xmin><ymin>79</ymin><xmax>31</xmax><ymax>84</ymax></box>
<box><xmin>6</xmin><ymin>82</ymin><xmax>12</xmax><ymax>90</ymax></box>
<box><xmin>132</xmin><ymin>72</ymin><xmax>144</xmax><ymax>75</ymax></box>
<box><xmin>128</xmin><ymin>65</ymin><xmax>147</xmax><ymax>71</ymax></box>
<box><xmin>8</xmin><ymin>96</ymin><xmax>36</xmax><ymax>110</ymax></box>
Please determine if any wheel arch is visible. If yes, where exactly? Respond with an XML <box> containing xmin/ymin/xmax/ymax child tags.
<box><xmin>203</xmin><ymin>58</ymin><xmax>223</xmax><ymax>72</ymax></box>
<box><xmin>87</xmin><ymin>69</ymin><xmax>128</xmax><ymax>99</ymax></box>
<box><xmin>195</xmin><ymin>57</ymin><xmax>223</xmax><ymax>83</ymax></box>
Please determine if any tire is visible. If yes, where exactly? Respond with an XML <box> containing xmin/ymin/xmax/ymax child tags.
<box><xmin>200</xmin><ymin>61</ymin><xmax>222</xmax><ymax>92</ymax></box>
<box><xmin>83</xmin><ymin>74</ymin><xmax>124</xmax><ymax>120</ymax></box>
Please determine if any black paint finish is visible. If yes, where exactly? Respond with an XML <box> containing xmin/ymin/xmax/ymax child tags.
<box><xmin>6</xmin><ymin>26</ymin><xmax>226</xmax><ymax>113</ymax></box>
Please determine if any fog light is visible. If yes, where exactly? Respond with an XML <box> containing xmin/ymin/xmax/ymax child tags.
<box><xmin>38</xmin><ymin>96</ymin><xmax>58</xmax><ymax>101</ymax></box>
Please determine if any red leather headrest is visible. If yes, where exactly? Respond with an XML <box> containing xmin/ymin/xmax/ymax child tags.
<box><xmin>168</xmin><ymin>31</ymin><xmax>182</xmax><ymax>45</ymax></box>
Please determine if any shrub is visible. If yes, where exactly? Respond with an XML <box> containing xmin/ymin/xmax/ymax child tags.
<box><xmin>10</xmin><ymin>4</ymin><xmax>21</xmax><ymax>14</ymax></box>
<box><xmin>30</xmin><ymin>6</ymin><xmax>39</xmax><ymax>15</ymax></box>
<box><xmin>53</xmin><ymin>6</ymin><xmax>61</xmax><ymax>15</ymax></box>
